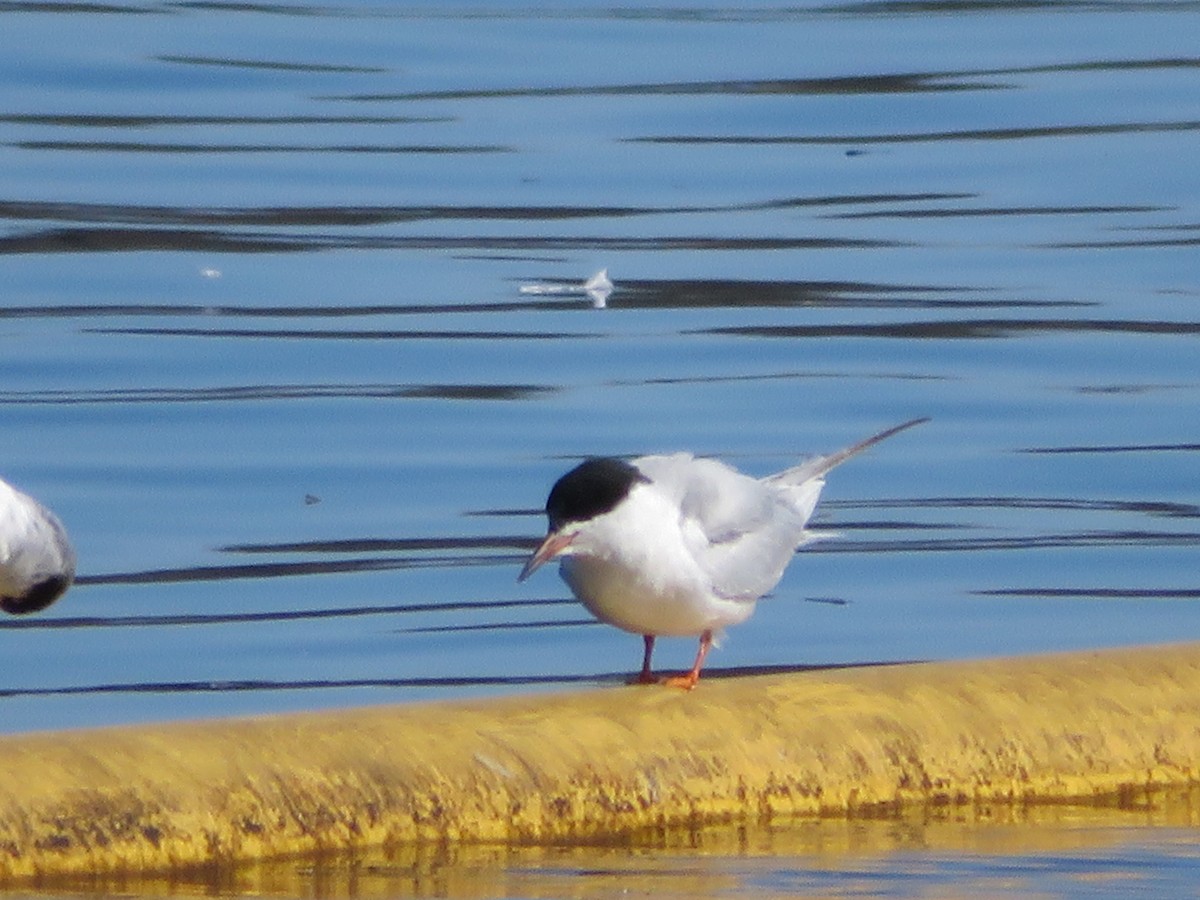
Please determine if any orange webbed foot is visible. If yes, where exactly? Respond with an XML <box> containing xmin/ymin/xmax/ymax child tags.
<box><xmin>660</xmin><ymin>672</ymin><xmax>700</xmax><ymax>690</ymax></box>
<box><xmin>629</xmin><ymin>631</ymin><xmax>709</xmax><ymax>690</ymax></box>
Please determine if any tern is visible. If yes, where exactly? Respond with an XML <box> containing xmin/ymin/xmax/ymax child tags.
<box><xmin>0</xmin><ymin>476</ymin><xmax>76</xmax><ymax>615</ymax></box>
<box><xmin>519</xmin><ymin>418</ymin><xmax>927</xmax><ymax>688</ymax></box>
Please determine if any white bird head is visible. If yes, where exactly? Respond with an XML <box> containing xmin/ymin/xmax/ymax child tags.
<box><xmin>518</xmin><ymin>457</ymin><xmax>647</xmax><ymax>582</ymax></box>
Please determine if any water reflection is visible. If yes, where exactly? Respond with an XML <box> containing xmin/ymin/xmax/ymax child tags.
<box><xmin>520</xmin><ymin>269</ymin><xmax>613</xmax><ymax>308</ymax></box>
<box><xmin>14</xmin><ymin>789</ymin><xmax>1200</xmax><ymax>899</ymax></box>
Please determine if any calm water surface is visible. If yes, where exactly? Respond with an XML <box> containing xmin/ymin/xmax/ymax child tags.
<box><xmin>17</xmin><ymin>798</ymin><xmax>1200</xmax><ymax>900</ymax></box>
<box><xmin>2</xmin><ymin>1</ymin><xmax>1199</xmax><ymax>895</ymax></box>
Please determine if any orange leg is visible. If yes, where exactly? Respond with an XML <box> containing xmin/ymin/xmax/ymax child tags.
<box><xmin>633</xmin><ymin>634</ymin><xmax>657</xmax><ymax>684</ymax></box>
<box><xmin>662</xmin><ymin>630</ymin><xmax>713</xmax><ymax>690</ymax></box>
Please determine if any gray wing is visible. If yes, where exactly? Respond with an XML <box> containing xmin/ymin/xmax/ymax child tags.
<box><xmin>634</xmin><ymin>454</ymin><xmax>814</xmax><ymax>602</ymax></box>
<box><xmin>632</xmin><ymin>419</ymin><xmax>928</xmax><ymax>602</ymax></box>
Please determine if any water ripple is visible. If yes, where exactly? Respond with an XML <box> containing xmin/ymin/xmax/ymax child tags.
<box><xmin>0</xmin><ymin>383</ymin><xmax>557</xmax><ymax>404</ymax></box>
<box><xmin>633</xmin><ymin>119</ymin><xmax>1200</xmax><ymax>145</ymax></box>
<box><xmin>42</xmin><ymin>494</ymin><xmax>1194</xmax><ymax>594</ymax></box>
<box><xmin>0</xmin><ymin>230</ymin><xmax>894</xmax><ymax>255</ymax></box>
<box><xmin>0</xmin><ymin>661</ymin><xmax>901</xmax><ymax>699</ymax></box>
<box><xmin>0</xmin><ymin>598</ymin><xmax>572</xmax><ymax>630</ymax></box>
<box><xmin>701</xmin><ymin>319</ymin><xmax>1200</xmax><ymax>340</ymax></box>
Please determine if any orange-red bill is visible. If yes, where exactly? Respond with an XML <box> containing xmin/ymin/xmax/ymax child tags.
<box><xmin>517</xmin><ymin>531</ymin><xmax>576</xmax><ymax>582</ymax></box>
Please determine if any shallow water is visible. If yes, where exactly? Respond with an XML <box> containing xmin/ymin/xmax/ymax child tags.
<box><xmin>17</xmin><ymin>795</ymin><xmax>1200</xmax><ymax>900</ymax></box>
<box><xmin>2</xmin><ymin>2</ymin><xmax>1199</xmax><ymax>893</ymax></box>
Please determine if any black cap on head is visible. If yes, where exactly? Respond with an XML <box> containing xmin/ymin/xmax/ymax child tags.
<box><xmin>546</xmin><ymin>457</ymin><xmax>647</xmax><ymax>531</ymax></box>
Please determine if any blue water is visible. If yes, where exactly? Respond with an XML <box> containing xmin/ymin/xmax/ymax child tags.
<box><xmin>3</xmin><ymin>0</ymin><xmax>1199</xmax><ymax>728</ymax></box>
<box><xmin>1</xmin><ymin>3</ymin><xmax>1199</xmax><ymax>893</ymax></box>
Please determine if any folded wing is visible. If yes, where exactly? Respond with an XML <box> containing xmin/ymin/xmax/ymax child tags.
<box><xmin>632</xmin><ymin>419</ymin><xmax>928</xmax><ymax>602</ymax></box>
<box><xmin>634</xmin><ymin>454</ymin><xmax>816</xmax><ymax>601</ymax></box>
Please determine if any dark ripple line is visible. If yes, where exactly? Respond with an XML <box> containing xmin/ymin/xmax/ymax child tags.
<box><xmin>0</xmin><ymin>227</ymin><xmax>313</xmax><ymax>254</ymax></box>
<box><xmin>336</xmin><ymin>73</ymin><xmax>991</xmax><ymax>103</ymax></box>
<box><xmin>976</xmin><ymin>587</ymin><xmax>1200</xmax><ymax>600</ymax></box>
<box><xmin>0</xmin><ymin>2</ymin><xmax>156</xmax><ymax>14</ymax></box>
<box><xmin>0</xmin><ymin>300</ymin><xmax>574</xmax><ymax>319</ymax></box>
<box><xmin>75</xmin><ymin>553</ymin><xmax>527</xmax><ymax>586</ymax></box>
<box><xmin>1020</xmin><ymin>442</ymin><xmax>1200</xmax><ymax>454</ymax></box>
<box><xmin>0</xmin><ymin>280</ymin><xmax>1033</xmax><ymax>323</ymax></box>
<box><xmin>2</xmin><ymin>4</ymin><xmax>1194</xmax><ymax>23</ymax></box>
<box><xmin>0</xmin><ymin>676</ymin><xmax>605</xmax><ymax>698</ymax></box>
<box><xmin>49</xmin><ymin>496</ymin><xmax>1200</xmax><ymax>592</ymax></box>
<box><xmin>700</xmin><ymin>318</ymin><xmax>1200</xmax><ymax>340</ymax></box>
<box><xmin>0</xmin><ymin>376</ymin><xmax>956</xmax><ymax>408</ymax></box>
<box><xmin>837</xmin><ymin>3</ymin><xmax>1200</xmax><ymax>17</ymax></box>
<box><xmin>608</xmin><ymin>370</ymin><xmax>955</xmax><ymax>388</ymax></box>
<box><xmin>0</xmin><ymin>293</ymin><xmax>1092</xmax><ymax>329</ymax></box>
<box><xmin>1048</xmin><ymin>236</ymin><xmax>1200</xmax><ymax>249</ymax></box>
<box><xmin>0</xmin><ymin>383</ymin><xmax>557</xmax><ymax>404</ymax></box>
<box><xmin>0</xmin><ymin>194</ymin><xmax>966</xmax><ymax>227</ymax></box>
<box><xmin>155</xmin><ymin>54</ymin><xmax>387</xmax><ymax>74</ymax></box>
<box><xmin>1</xmin><ymin>228</ymin><xmax>895</xmax><ymax>255</ymax></box>
<box><xmin>0</xmin><ymin>113</ymin><xmax>449</xmax><ymax>127</ymax></box>
<box><xmin>82</xmin><ymin>326</ymin><xmax>587</xmax><ymax>341</ymax></box>
<box><xmin>69</xmin><ymin>531</ymin><xmax>1196</xmax><ymax>591</ymax></box>
<box><xmin>219</xmin><ymin>535</ymin><xmax>532</xmax><ymax>554</ymax></box>
<box><xmin>338</xmin><ymin>57</ymin><xmax>1200</xmax><ymax>105</ymax></box>
<box><xmin>399</xmin><ymin>617</ymin><xmax>597</xmax><ymax>635</ymax></box>
<box><xmin>631</xmin><ymin>119</ymin><xmax>1200</xmax><ymax>146</ymax></box>
<box><xmin>12</xmin><ymin>141</ymin><xmax>512</xmax><ymax>155</ymax></box>
<box><xmin>0</xmin><ymin>661</ymin><xmax>910</xmax><ymax>699</ymax></box>
<box><xmin>826</xmin><ymin>204</ymin><xmax>1169</xmax><ymax>220</ymax></box>
<box><xmin>830</xmin><ymin>496</ymin><xmax>1200</xmax><ymax>517</ymax></box>
<box><xmin>817</xmin><ymin>531</ymin><xmax>1200</xmax><ymax>553</ymax></box>
<box><xmin>0</xmin><ymin>598</ymin><xmax>573</xmax><ymax>630</ymax></box>
<box><xmin>608</xmin><ymin>278</ymin><xmax>1088</xmax><ymax>313</ymax></box>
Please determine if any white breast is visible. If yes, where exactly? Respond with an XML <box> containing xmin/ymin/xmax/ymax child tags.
<box><xmin>557</xmin><ymin>479</ymin><xmax>758</xmax><ymax>637</ymax></box>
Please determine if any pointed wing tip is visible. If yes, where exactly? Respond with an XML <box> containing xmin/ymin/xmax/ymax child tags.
<box><xmin>775</xmin><ymin>416</ymin><xmax>930</xmax><ymax>484</ymax></box>
<box><xmin>876</xmin><ymin>415</ymin><xmax>931</xmax><ymax>442</ymax></box>
<box><xmin>836</xmin><ymin>415</ymin><xmax>930</xmax><ymax>461</ymax></box>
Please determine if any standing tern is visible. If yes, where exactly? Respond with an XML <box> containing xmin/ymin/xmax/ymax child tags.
<box><xmin>0</xmin><ymin>476</ymin><xmax>76</xmax><ymax>615</ymax></box>
<box><xmin>519</xmin><ymin>418</ymin><xmax>927</xmax><ymax>688</ymax></box>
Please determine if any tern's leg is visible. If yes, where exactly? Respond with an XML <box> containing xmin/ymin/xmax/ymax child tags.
<box><xmin>663</xmin><ymin>630</ymin><xmax>713</xmax><ymax>690</ymax></box>
<box><xmin>635</xmin><ymin>634</ymin><xmax>657</xmax><ymax>684</ymax></box>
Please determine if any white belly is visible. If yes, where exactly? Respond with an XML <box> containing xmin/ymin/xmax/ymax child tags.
<box><xmin>560</xmin><ymin>556</ymin><xmax>755</xmax><ymax>637</ymax></box>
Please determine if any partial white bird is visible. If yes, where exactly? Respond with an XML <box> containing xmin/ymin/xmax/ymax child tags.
<box><xmin>519</xmin><ymin>418</ymin><xmax>927</xmax><ymax>688</ymax></box>
<box><xmin>0</xmin><ymin>476</ymin><xmax>76</xmax><ymax>615</ymax></box>
<box><xmin>519</xmin><ymin>269</ymin><xmax>613</xmax><ymax>308</ymax></box>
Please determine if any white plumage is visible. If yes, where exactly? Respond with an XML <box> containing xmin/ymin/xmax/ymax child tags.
<box><xmin>519</xmin><ymin>418</ymin><xmax>927</xmax><ymax>687</ymax></box>
<box><xmin>0</xmin><ymin>476</ymin><xmax>76</xmax><ymax>615</ymax></box>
